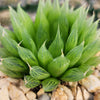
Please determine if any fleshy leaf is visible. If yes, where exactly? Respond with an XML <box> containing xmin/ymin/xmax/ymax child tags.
<box><xmin>84</xmin><ymin>56</ymin><xmax>100</xmax><ymax>66</ymax></box>
<box><xmin>35</xmin><ymin>10</ymin><xmax>49</xmax><ymax>49</ymax></box>
<box><xmin>9</xmin><ymin>7</ymin><xmax>22</xmax><ymax>41</ymax></box>
<box><xmin>48</xmin><ymin>26</ymin><xmax>64</xmax><ymax>58</ymax></box>
<box><xmin>38</xmin><ymin>42</ymin><xmax>53</xmax><ymax>69</ymax></box>
<box><xmin>24</xmin><ymin>75</ymin><xmax>41</xmax><ymax>88</ymax></box>
<box><xmin>61</xmin><ymin>68</ymin><xmax>84</xmax><ymax>82</ymax></box>
<box><xmin>17</xmin><ymin>46</ymin><xmax>38</xmax><ymax>66</ymax></box>
<box><xmin>47</xmin><ymin>54</ymin><xmax>70</xmax><ymax>77</ymax></box>
<box><xmin>47</xmin><ymin>0</ymin><xmax>60</xmax><ymax>41</ymax></box>
<box><xmin>1</xmin><ymin>57</ymin><xmax>28</xmax><ymax>72</ymax></box>
<box><xmin>0</xmin><ymin>48</ymin><xmax>10</xmax><ymax>58</ymax></box>
<box><xmin>0</xmin><ymin>64</ymin><xmax>24</xmax><ymax>78</ymax></box>
<box><xmin>42</xmin><ymin>77</ymin><xmax>60</xmax><ymax>92</ymax></box>
<box><xmin>66</xmin><ymin>42</ymin><xmax>84</xmax><ymax>67</ymax></box>
<box><xmin>58</xmin><ymin>9</ymin><xmax>69</xmax><ymax>43</ymax></box>
<box><xmin>17</xmin><ymin>4</ymin><xmax>35</xmax><ymax>40</ymax></box>
<box><xmin>65</xmin><ymin>29</ymin><xmax>78</xmax><ymax>54</ymax></box>
<box><xmin>0</xmin><ymin>30</ymin><xmax>18</xmax><ymax>57</ymax></box>
<box><xmin>78</xmin><ymin>39</ymin><xmax>100</xmax><ymax>64</ymax></box>
<box><xmin>30</xmin><ymin>66</ymin><xmax>50</xmax><ymax>80</ymax></box>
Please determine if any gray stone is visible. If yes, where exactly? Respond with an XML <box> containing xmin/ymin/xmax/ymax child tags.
<box><xmin>38</xmin><ymin>93</ymin><xmax>50</xmax><ymax>100</ymax></box>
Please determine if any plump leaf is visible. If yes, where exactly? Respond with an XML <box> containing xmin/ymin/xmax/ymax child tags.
<box><xmin>78</xmin><ymin>39</ymin><xmax>100</xmax><ymax>64</ymax></box>
<box><xmin>84</xmin><ymin>20</ymin><xmax>99</xmax><ymax>45</ymax></box>
<box><xmin>47</xmin><ymin>0</ymin><xmax>60</xmax><ymax>41</ymax></box>
<box><xmin>35</xmin><ymin>10</ymin><xmax>49</xmax><ymax>49</ymax></box>
<box><xmin>0</xmin><ymin>64</ymin><xmax>24</xmax><ymax>78</ymax></box>
<box><xmin>17</xmin><ymin>4</ymin><xmax>35</xmax><ymax>40</ymax></box>
<box><xmin>9</xmin><ymin>7</ymin><xmax>22</xmax><ymax>41</ymax></box>
<box><xmin>42</xmin><ymin>77</ymin><xmax>60</xmax><ymax>92</ymax></box>
<box><xmin>84</xmin><ymin>56</ymin><xmax>100</xmax><ymax>66</ymax></box>
<box><xmin>17</xmin><ymin>46</ymin><xmax>38</xmax><ymax>66</ymax></box>
<box><xmin>49</xmin><ymin>27</ymin><xmax>64</xmax><ymax>58</ymax></box>
<box><xmin>66</xmin><ymin>42</ymin><xmax>84</xmax><ymax>67</ymax></box>
<box><xmin>0</xmin><ymin>30</ymin><xmax>18</xmax><ymax>57</ymax></box>
<box><xmin>30</xmin><ymin>66</ymin><xmax>50</xmax><ymax>80</ymax></box>
<box><xmin>47</xmin><ymin>54</ymin><xmax>70</xmax><ymax>77</ymax></box>
<box><xmin>61</xmin><ymin>68</ymin><xmax>84</xmax><ymax>82</ymax></box>
<box><xmin>78</xmin><ymin>64</ymin><xmax>93</xmax><ymax>77</ymax></box>
<box><xmin>1</xmin><ymin>57</ymin><xmax>28</xmax><ymax>72</ymax></box>
<box><xmin>0</xmin><ymin>26</ymin><xmax>16</xmax><ymax>41</ymax></box>
<box><xmin>34</xmin><ymin>0</ymin><xmax>45</xmax><ymax>32</ymax></box>
<box><xmin>0</xmin><ymin>48</ymin><xmax>10</xmax><ymax>58</ymax></box>
<box><xmin>24</xmin><ymin>75</ymin><xmax>41</xmax><ymax>88</ymax></box>
<box><xmin>38</xmin><ymin>42</ymin><xmax>53</xmax><ymax>69</ymax></box>
<box><xmin>58</xmin><ymin>7</ymin><xmax>69</xmax><ymax>43</ymax></box>
<box><xmin>65</xmin><ymin>29</ymin><xmax>78</xmax><ymax>54</ymax></box>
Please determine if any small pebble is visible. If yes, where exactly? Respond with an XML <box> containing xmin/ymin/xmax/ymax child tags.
<box><xmin>80</xmin><ymin>75</ymin><xmax>100</xmax><ymax>92</ymax></box>
<box><xmin>26</xmin><ymin>91</ymin><xmax>36</xmax><ymax>100</ymax></box>
<box><xmin>38</xmin><ymin>93</ymin><xmax>50</xmax><ymax>100</ymax></box>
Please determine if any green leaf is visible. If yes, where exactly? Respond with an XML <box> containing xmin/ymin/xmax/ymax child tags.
<box><xmin>42</xmin><ymin>78</ymin><xmax>60</xmax><ymax>92</ymax></box>
<box><xmin>79</xmin><ymin>64</ymin><xmax>93</xmax><ymax>77</ymax></box>
<box><xmin>61</xmin><ymin>68</ymin><xmax>84</xmax><ymax>82</ymax></box>
<box><xmin>0</xmin><ymin>26</ymin><xmax>16</xmax><ymax>41</ymax></box>
<box><xmin>34</xmin><ymin>0</ymin><xmax>45</xmax><ymax>32</ymax></box>
<box><xmin>0</xmin><ymin>64</ymin><xmax>24</xmax><ymax>78</ymax></box>
<box><xmin>19</xmin><ymin>26</ymin><xmax>37</xmax><ymax>57</ymax></box>
<box><xmin>24</xmin><ymin>75</ymin><xmax>41</xmax><ymax>88</ymax></box>
<box><xmin>30</xmin><ymin>66</ymin><xmax>50</xmax><ymax>80</ymax></box>
<box><xmin>47</xmin><ymin>0</ymin><xmax>60</xmax><ymax>41</ymax></box>
<box><xmin>17</xmin><ymin>4</ymin><xmax>35</xmax><ymax>40</ymax></box>
<box><xmin>48</xmin><ymin>26</ymin><xmax>64</xmax><ymax>58</ymax></box>
<box><xmin>17</xmin><ymin>46</ymin><xmax>38</xmax><ymax>66</ymax></box>
<box><xmin>84</xmin><ymin>20</ymin><xmax>99</xmax><ymax>45</ymax></box>
<box><xmin>0</xmin><ymin>30</ymin><xmax>18</xmax><ymax>57</ymax></box>
<box><xmin>47</xmin><ymin>55</ymin><xmax>70</xmax><ymax>77</ymax></box>
<box><xmin>44</xmin><ymin>0</ymin><xmax>52</xmax><ymax>16</ymax></box>
<box><xmin>78</xmin><ymin>39</ymin><xmax>100</xmax><ymax>64</ymax></box>
<box><xmin>78</xmin><ymin>64</ymin><xmax>92</xmax><ymax>73</ymax></box>
<box><xmin>66</xmin><ymin>42</ymin><xmax>84</xmax><ymax>67</ymax></box>
<box><xmin>58</xmin><ymin>10</ymin><xmax>69</xmax><ymax>43</ymax></box>
<box><xmin>84</xmin><ymin>56</ymin><xmax>100</xmax><ymax>66</ymax></box>
<box><xmin>35</xmin><ymin>9</ymin><xmax>49</xmax><ymax>49</ymax></box>
<box><xmin>65</xmin><ymin>29</ymin><xmax>78</xmax><ymax>54</ymax></box>
<box><xmin>9</xmin><ymin>7</ymin><xmax>22</xmax><ymax>41</ymax></box>
<box><xmin>85</xmin><ymin>70</ymin><xmax>93</xmax><ymax>77</ymax></box>
<box><xmin>0</xmin><ymin>48</ymin><xmax>10</xmax><ymax>58</ymax></box>
<box><xmin>38</xmin><ymin>42</ymin><xmax>53</xmax><ymax>69</ymax></box>
<box><xmin>1</xmin><ymin>57</ymin><xmax>28</xmax><ymax>72</ymax></box>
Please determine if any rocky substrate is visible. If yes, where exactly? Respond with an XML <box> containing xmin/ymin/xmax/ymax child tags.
<box><xmin>0</xmin><ymin>64</ymin><xmax>100</xmax><ymax>100</ymax></box>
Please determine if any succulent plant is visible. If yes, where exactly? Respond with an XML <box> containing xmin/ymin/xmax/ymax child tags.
<box><xmin>0</xmin><ymin>0</ymin><xmax>100</xmax><ymax>92</ymax></box>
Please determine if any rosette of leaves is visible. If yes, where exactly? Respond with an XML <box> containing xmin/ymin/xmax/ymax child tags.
<box><xmin>0</xmin><ymin>0</ymin><xmax>100</xmax><ymax>92</ymax></box>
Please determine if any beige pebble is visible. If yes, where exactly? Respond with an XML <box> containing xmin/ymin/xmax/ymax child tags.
<box><xmin>6</xmin><ymin>77</ymin><xmax>19</xmax><ymax>84</ymax></box>
<box><xmin>93</xmin><ymin>70</ymin><xmax>100</xmax><ymax>79</ymax></box>
<box><xmin>80</xmin><ymin>75</ymin><xmax>100</xmax><ymax>92</ymax></box>
<box><xmin>37</xmin><ymin>88</ymin><xmax>44</xmax><ymax>97</ymax></box>
<box><xmin>51</xmin><ymin>85</ymin><xmax>74</xmax><ymax>100</ymax></box>
<box><xmin>69</xmin><ymin>82</ymin><xmax>78</xmax><ymax>97</ymax></box>
<box><xmin>8</xmin><ymin>84</ymin><xmax>27</xmax><ymax>100</ymax></box>
<box><xmin>26</xmin><ymin>91</ymin><xmax>36</xmax><ymax>100</ymax></box>
<box><xmin>51</xmin><ymin>88</ymin><xmax>68</xmax><ymax>100</ymax></box>
<box><xmin>59</xmin><ymin>85</ymin><xmax>74</xmax><ymax>100</ymax></box>
<box><xmin>0</xmin><ymin>86</ymin><xmax>10</xmax><ymax>100</ymax></box>
<box><xmin>76</xmin><ymin>87</ymin><xmax>83</xmax><ymax>100</ymax></box>
<box><xmin>19</xmin><ymin>80</ymin><xmax>30</xmax><ymax>94</ymax></box>
<box><xmin>94</xmin><ymin>90</ymin><xmax>100</xmax><ymax>100</ymax></box>
<box><xmin>0</xmin><ymin>78</ymin><xmax>10</xmax><ymax>88</ymax></box>
<box><xmin>81</xmin><ymin>86</ymin><xmax>93</xmax><ymax>100</ymax></box>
